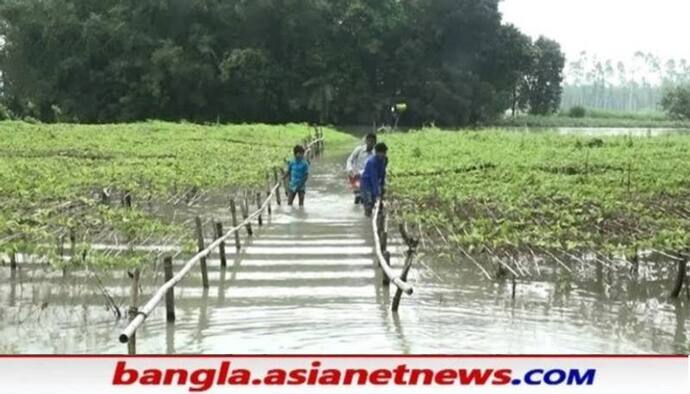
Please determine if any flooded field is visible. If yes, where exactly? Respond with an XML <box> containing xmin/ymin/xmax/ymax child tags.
<box><xmin>1</xmin><ymin>147</ymin><xmax>688</xmax><ymax>355</ymax></box>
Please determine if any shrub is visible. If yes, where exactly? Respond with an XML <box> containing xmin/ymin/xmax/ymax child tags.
<box><xmin>23</xmin><ymin>116</ymin><xmax>40</xmax><ymax>124</ymax></box>
<box><xmin>0</xmin><ymin>104</ymin><xmax>12</xmax><ymax>120</ymax></box>
<box><xmin>568</xmin><ymin>105</ymin><xmax>586</xmax><ymax>118</ymax></box>
<box><xmin>661</xmin><ymin>85</ymin><xmax>690</xmax><ymax>120</ymax></box>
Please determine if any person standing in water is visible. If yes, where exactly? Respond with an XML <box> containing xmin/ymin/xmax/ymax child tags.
<box><xmin>346</xmin><ymin>132</ymin><xmax>377</xmax><ymax>204</ymax></box>
<box><xmin>360</xmin><ymin>142</ymin><xmax>388</xmax><ymax>217</ymax></box>
<box><xmin>287</xmin><ymin>145</ymin><xmax>309</xmax><ymax>207</ymax></box>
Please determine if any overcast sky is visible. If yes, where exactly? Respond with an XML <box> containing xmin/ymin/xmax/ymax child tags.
<box><xmin>499</xmin><ymin>0</ymin><xmax>690</xmax><ymax>61</ymax></box>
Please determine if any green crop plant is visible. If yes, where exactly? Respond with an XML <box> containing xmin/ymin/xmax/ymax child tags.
<box><xmin>0</xmin><ymin>121</ymin><xmax>354</xmax><ymax>270</ymax></box>
<box><xmin>381</xmin><ymin>128</ymin><xmax>690</xmax><ymax>276</ymax></box>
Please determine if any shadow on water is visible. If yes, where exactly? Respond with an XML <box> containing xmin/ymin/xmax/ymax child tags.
<box><xmin>1</xmin><ymin>134</ymin><xmax>690</xmax><ymax>354</ymax></box>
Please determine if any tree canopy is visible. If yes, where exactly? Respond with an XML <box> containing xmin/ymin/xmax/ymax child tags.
<box><xmin>0</xmin><ymin>0</ymin><xmax>565</xmax><ymax>126</ymax></box>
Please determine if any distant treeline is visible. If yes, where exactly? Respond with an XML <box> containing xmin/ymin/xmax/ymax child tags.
<box><xmin>562</xmin><ymin>52</ymin><xmax>690</xmax><ymax>113</ymax></box>
<box><xmin>0</xmin><ymin>0</ymin><xmax>564</xmax><ymax>126</ymax></box>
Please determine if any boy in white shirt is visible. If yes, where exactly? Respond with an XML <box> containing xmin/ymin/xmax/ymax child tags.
<box><xmin>346</xmin><ymin>133</ymin><xmax>377</xmax><ymax>204</ymax></box>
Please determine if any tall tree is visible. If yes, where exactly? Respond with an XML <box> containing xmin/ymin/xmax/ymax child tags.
<box><xmin>523</xmin><ymin>37</ymin><xmax>565</xmax><ymax>115</ymax></box>
<box><xmin>0</xmin><ymin>0</ymin><xmax>566</xmax><ymax>126</ymax></box>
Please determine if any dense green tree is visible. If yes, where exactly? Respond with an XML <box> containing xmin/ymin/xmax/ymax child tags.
<box><xmin>661</xmin><ymin>85</ymin><xmax>690</xmax><ymax>120</ymax></box>
<box><xmin>522</xmin><ymin>37</ymin><xmax>565</xmax><ymax>115</ymax></box>
<box><xmin>0</xmin><ymin>0</ymin><xmax>563</xmax><ymax>126</ymax></box>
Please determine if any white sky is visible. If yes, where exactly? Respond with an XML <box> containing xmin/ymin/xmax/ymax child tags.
<box><xmin>499</xmin><ymin>0</ymin><xmax>690</xmax><ymax>61</ymax></box>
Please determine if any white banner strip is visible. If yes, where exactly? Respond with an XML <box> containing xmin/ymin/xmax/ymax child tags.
<box><xmin>0</xmin><ymin>356</ymin><xmax>686</xmax><ymax>394</ymax></box>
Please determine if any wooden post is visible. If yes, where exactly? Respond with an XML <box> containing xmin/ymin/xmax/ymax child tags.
<box><xmin>256</xmin><ymin>192</ymin><xmax>263</xmax><ymax>227</ymax></box>
<box><xmin>10</xmin><ymin>252</ymin><xmax>17</xmax><ymax>271</ymax></box>
<box><xmin>382</xmin><ymin>251</ymin><xmax>391</xmax><ymax>286</ymax></box>
<box><xmin>381</xmin><ymin>229</ymin><xmax>388</xmax><ymax>254</ymax></box>
<box><xmin>319</xmin><ymin>129</ymin><xmax>325</xmax><ymax>154</ymax></box>
<box><xmin>127</xmin><ymin>268</ymin><xmax>140</xmax><ymax>355</ymax></box>
<box><xmin>164</xmin><ymin>257</ymin><xmax>175</xmax><ymax>322</ymax></box>
<box><xmin>242</xmin><ymin>196</ymin><xmax>253</xmax><ymax>236</ymax></box>
<box><xmin>230</xmin><ymin>199</ymin><xmax>241</xmax><ymax>252</ymax></box>
<box><xmin>58</xmin><ymin>234</ymin><xmax>67</xmax><ymax>277</ymax></box>
<box><xmin>101</xmin><ymin>188</ymin><xmax>110</xmax><ymax>205</ymax></box>
<box><xmin>267</xmin><ymin>190</ymin><xmax>272</xmax><ymax>215</ymax></box>
<box><xmin>273</xmin><ymin>169</ymin><xmax>282</xmax><ymax>205</ymax></box>
<box><xmin>123</xmin><ymin>192</ymin><xmax>132</xmax><ymax>208</ymax></box>
<box><xmin>671</xmin><ymin>260</ymin><xmax>687</xmax><ymax>299</ymax></box>
<box><xmin>378</xmin><ymin>204</ymin><xmax>387</xmax><ymax>254</ymax></box>
<box><xmin>280</xmin><ymin>168</ymin><xmax>289</xmax><ymax>197</ymax></box>
<box><xmin>392</xmin><ymin>252</ymin><xmax>414</xmax><ymax>312</ymax></box>
<box><xmin>266</xmin><ymin>175</ymin><xmax>272</xmax><ymax>216</ymax></box>
<box><xmin>215</xmin><ymin>222</ymin><xmax>227</xmax><ymax>268</ymax></box>
<box><xmin>69</xmin><ymin>227</ymin><xmax>76</xmax><ymax>264</ymax></box>
<box><xmin>195</xmin><ymin>217</ymin><xmax>209</xmax><ymax>289</ymax></box>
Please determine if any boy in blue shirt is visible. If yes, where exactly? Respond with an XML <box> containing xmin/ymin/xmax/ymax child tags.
<box><xmin>360</xmin><ymin>143</ymin><xmax>388</xmax><ymax>217</ymax></box>
<box><xmin>287</xmin><ymin>145</ymin><xmax>309</xmax><ymax>207</ymax></box>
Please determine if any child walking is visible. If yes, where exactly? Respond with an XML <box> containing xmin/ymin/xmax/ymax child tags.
<box><xmin>360</xmin><ymin>142</ymin><xmax>388</xmax><ymax>217</ymax></box>
<box><xmin>287</xmin><ymin>145</ymin><xmax>309</xmax><ymax>207</ymax></box>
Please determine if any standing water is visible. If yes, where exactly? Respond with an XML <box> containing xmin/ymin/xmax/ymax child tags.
<box><xmin>0</xmin><ymin>148</ymin><xmax>688</xmax><ymax>354</ymax></box>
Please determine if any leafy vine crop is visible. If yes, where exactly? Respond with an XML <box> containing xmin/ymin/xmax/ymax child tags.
<box><xmin>382</xmin><ymin>129</ymin><xmax>690</xmax><ymax>276</ymax></box>
<box><xmin>0</xmin><ymin>121</ymin><xmax>352</xmax><ymax>269</ymax></box>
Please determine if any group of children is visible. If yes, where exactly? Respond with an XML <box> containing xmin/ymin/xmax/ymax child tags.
<box><xmin>286</xmin><ymin>132</ymin><xmax>388</xmax><ymax>217</ymax></box>
<box><xmin>346</xmin><ymin>133</ymin><xmax>387</xmax><ymax>217</ymax></box>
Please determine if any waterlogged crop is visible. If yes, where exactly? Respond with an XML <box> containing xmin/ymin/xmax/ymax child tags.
<box><xmin>0</xmin><ymin>121</ymin><xmax>350</xmax><ymax>268</ymax></box>
<box><xmin>382</xmin><ymin>129</ymin><xmax>690</xmax><ymax>272</ymax></box>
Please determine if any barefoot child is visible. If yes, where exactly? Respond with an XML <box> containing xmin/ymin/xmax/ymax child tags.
<box><xmin>287</xmin><ymin>145</ymin><xmax>309</xmax><ymax>207</ymax></box>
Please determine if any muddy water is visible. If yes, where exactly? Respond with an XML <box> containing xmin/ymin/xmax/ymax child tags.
<box><xmin>1</xmin><ymin>148</ymin><xmax>689</xmax><ymax>354</ymax></box>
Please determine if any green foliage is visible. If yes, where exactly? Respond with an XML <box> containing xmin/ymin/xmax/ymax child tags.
<box><xmin>568</xmin><ymin>106</ymin><xmax>587</xmax><ymax>118</ymax></box>
<box><xmin>0</xmin><ymin>0</ymin><xmax>563</xmax><ymax>127</ymax></box>
<box><xmin>0</xmin><ymin>121</ymin><xmax>353</xmax><ymax>268</ymax></box>
<box><xmin>0</xmin><ymin>104</ymin><xmax>12</xmax><ymax>120</ymax></box>
<box><xmin>661</xmin><ymin>85</ymin><xmax>690</xmax><ymax>120</ymax></box>
<box><xmin>523</xmin><ymin>37</ymin><xmax>566</xmax><ymax>115</ymax></box>
<box><xmin>381</xmin><ymin>129</ymin><xmax>690</xmax><ymax>257</ymax></box>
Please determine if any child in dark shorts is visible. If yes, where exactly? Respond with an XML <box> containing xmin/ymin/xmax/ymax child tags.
<box><xmin>287</xmin><ymin>145</ymin><xmax>309</xmax><ymax>207</ymax></box>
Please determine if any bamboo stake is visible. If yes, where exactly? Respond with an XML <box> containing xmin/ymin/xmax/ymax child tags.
<box><xmin>127</xmin><ymin>267</ymin><xmax>140</xmax><ymax>355</ymax></box>
<box><xmin>123</xmin><ymin>192</ymin><xmax>132</xmax><ymax>208</ymax></box>
<box><xmin>58</xmin><ymin>234</ymin><xmax>67</xmax><ymax>277</ymax></box>
<box><xmin>383</xmin><ymin>251</ymin><xmax>391</xmax><ymax>286</ymax></box>
<box><xmin>371</xmin><ymin>200</ymin><xmax>413</xmax><ymax>294</ymax></box>
<box><xmin>273</xmin><ymin>169</ymin><xmax>282</xmax><ymax>205</ymax></box>
<box><xmin>215</xmin><ymin>222</ymin><xmax>227</xmax><ymax>268</ymax></box>
<box><xmin>242</xmin><ymin>196</ymin><xmax>253</xmax><ymax>236</ymax></box>
<box><xmin>230</xmin><ymin>199</ymin><xmax>241</xmax><ymax>252</ymax></box>
<box><xmin>392</xmin><ymin>251</ymin><xmax>415</xmax><ymax>312</ymax></box>
<box><xmin>195</xmin><ymin>217</ymin><xmax>209</xmax><ymax>289</ymax></box>
<box><xmin>671</xmin><ymin>260</ymin><xmax>687</xmax><ymax>299</ymax></box>
<box><xmin>280</xmin><ymin>168</ymin><xmax>289</xmax><ymax>197</ymax></box>
<box><xmin>266</xmin><ymin>173</ymin><xmax>273</xmax><ymax>215</ymax></box>
<box><xmin>256</xmin><ymin>192</ymin><xmax>263</xmax><ymax>226</ymax></box>
<box><xmin>164</xmin><ymin>257</ymin><xmax>175</xmax><ymax>322</ymax></box>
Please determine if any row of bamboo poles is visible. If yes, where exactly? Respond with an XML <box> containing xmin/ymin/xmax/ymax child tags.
<box><xmin>371</xmin><ymin>199</ymin><xmax>416</xmax><ymax>312</ymax></box>
<box><xmin>120</xmin><ymin>131</ymin><xmax>325</xmax><ymax>353</ymax></box>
